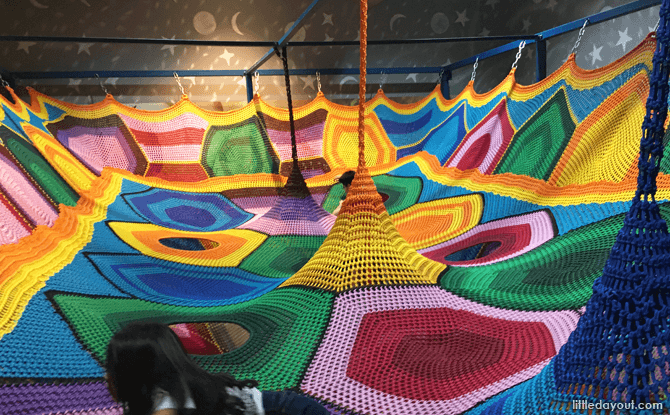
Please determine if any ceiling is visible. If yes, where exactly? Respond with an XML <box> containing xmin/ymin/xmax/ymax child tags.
<box><xmin>0</xmin><ymin>0</ymin><xmax>660</xmax><ymax>109</ymax></box>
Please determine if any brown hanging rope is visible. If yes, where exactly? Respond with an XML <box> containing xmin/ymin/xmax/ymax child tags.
<box><xmin>275</xmin><ymin>46</ymin><xmax>299</xmax><ymax>164</ymax></box>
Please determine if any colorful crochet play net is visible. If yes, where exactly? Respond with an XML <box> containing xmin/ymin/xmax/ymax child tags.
<box><xmin>2</xmin><ymin>0</ymin><xmax>670</xmax><ymax>412</ymax></box>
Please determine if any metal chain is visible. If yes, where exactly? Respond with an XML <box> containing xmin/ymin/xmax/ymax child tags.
<box><xmin>470</xmin><ymin>57</ymin><xmax>479</xmax><ymax>82</ymax></box>
<box><xmin>511</xmin><ymin>40</ymin><xmax>526</xmax><ymax>70</ymax></box>
<box><xmin>173</xmin><ymin>72</ymin><xmax>185</xmax><ymax>95</ymax></box>
<box><xmin>254</xmin><ymin>71</ymin><xmax>260</xmax><ymax>95</ymax></box>
<box><xmin>379</xmin><ymin>71</ymin><xmax>387</xmax><ymax>91</ymax></box>
<box><xmin>95</xmin><ymin>74</ymin><xmax>109</xmax><ymax>95</ymax></box>
<box><xmin>569</xmin><ymin>19</ymin><xmax>589</xmax><ymax>58</ymax></box>
<box><xmin>0</xmin><ymin>75</ymin><xmax>9</xmax><ymax>88</ymax></box>
<box><xmin>437</xmin><ymin>68</ymin><xmax>445</xmax><ymax>85</ymax></box>
<box><xmin>316</xmin><ymin>71</ymin><xmax>322</xmax><ymax>92</ymax></box>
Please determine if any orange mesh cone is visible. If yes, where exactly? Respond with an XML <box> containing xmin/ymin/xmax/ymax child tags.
<box><xmin>282</xmin><ymin>0</ymin><xmax>445</xmax><ymax>292</ymax></box>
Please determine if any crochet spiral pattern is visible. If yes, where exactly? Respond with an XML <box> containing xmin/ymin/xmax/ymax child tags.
<box><xmin>2</xmin><ymin>0</ymin><xmax>670</xmax><ymax>413</ymax></box>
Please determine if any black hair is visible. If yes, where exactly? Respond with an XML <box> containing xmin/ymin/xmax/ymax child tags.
<box><xmin>105</xmin><ymin>322</ymin><xmax>257</xmax><ymax>415</ymax></box>
<box><xmin>338</xmin><ymin>170</ymin><xmax>356</xmax><ymax>187</ymax></box>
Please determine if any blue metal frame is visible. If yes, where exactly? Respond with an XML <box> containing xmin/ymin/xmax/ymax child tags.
<box><xmin>14</xmin><ymin>70</ymin><xmax>247</xmax><ymax>79</ymax></box>
<box><xmin>0</xmin><ymin>35</ymin><xmax>275</xmax><ymax>48</ymax></box>
<box><xmin>1</xmin><ymin>0</ymin><xmax>661</xmax><ymax>102</ymax></box>
<box><xmin>245</xmin><ymin>0</ymin><xmax>323</xmax><ymax>76</ymax></box>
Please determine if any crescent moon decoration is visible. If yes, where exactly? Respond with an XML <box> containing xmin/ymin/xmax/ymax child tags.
<box><xmin>284</xmin><ymin>22</ymin><xmax>307</xmax><ymax>42</ymax></box>
<box><xmin>232</xmin><ymin>12</ymin><xmax>244</xmax><ymax>36</ymax></box>
<box><xmin>28</xmin><ymin>0</ymin><xmax>48</xmax><ymax>9</ymax></box>
<box><xmin>390</xmin><ymin>14</ymin><xmax>405</xmax><ymax>31</ymax></box>
<box><xmin>339</xmin><ymin>76</ymin><xmax>358</xmax><ymax>85</ymax></box>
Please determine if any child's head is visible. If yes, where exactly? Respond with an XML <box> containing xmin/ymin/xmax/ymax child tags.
<box><xmin>105</xmin><ymin>322</ymin><xmax>188</xmax><ymax>411</ymax></box>
<box><xmin>337</xmin><ymin>170</ymin><xmax>356</xmax><ymax>192</ymax></box>
<box><xmin>105</xmin><ymin>322</ymin><xmax>256</xmax><ymax>415</ymax></box>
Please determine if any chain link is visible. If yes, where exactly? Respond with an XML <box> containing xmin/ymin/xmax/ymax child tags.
<box><xmin>254</xmin><ymin>71</ymin><xmax>260</xmax><ymax>95</ymax></box>
<box><xmin>437</xmin><ymin>68</ymin><xmax>445</xmax><ymax>85</ymax></box>
<box><xmin>316</xmin><ymin>71</ymin><xmax>322</xmax><ymax>92</ymax></box>
<box><xmin>173</xmin><ymin>72</ymin><xmax>185</xmax><ymax>95</ymax></box>
<box><xmin>511</xmin><ymin>40</ymin><xmax>526</xmax><ymax>70</ymax></box>
<box><xmin>95</xmin><ymin>74</ymin><xmax>109</xmax><ymax>95</ymax></box>
<box><xmin>0</xmin><ymin>75</ymin><xmax>9</xmax><ymax>88</ymax></box>
<box><xmin>470</xmin><ymin>57</ymin><xmax>479</xmax><ymax>82</ymax></box>
<box><xmin>569</xmin><ymin>19</ymin><xmax>589</xmax><ymax>58</ymax></box>
<box><xmin>379</xmin><ymin>71</ymin><xmax>387</xmax><ymax>91</ymax></box>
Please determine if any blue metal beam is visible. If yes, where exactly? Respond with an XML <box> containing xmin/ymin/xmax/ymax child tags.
<box><xmin>536</xmin><ymin>38</ymin><xmax>547</xmax><ymax>82</ymax></box>
<box><xmin>538</xmin><ymin>0</ymin><xmax>660</xmax><ymax>40</ymax></box>
<box><xmin>246</xmin><ymin>73</ymin><xmax>254</xmax><ymax>103</ymax></box>
<box><xmin>256</xmin><ymin>67</ymin><xmax>444</xmax><ymax>76</ymax></box>
<box><xmin>441</xmin><ymin>70</ymin><xmax>452</xmax><ymax>99</ymax></box>
<box><xmin>13</xmin><ymin>67</ymin><xmax>447</xmax><ymax>80</ymax></box>
<box><xmin>0</xmin><ymin>35</ymin><xmax>275</xmax><ymax>48</ymax></box>
<box><xmin>287</xmin><ymin>35</ymin><xmax>537</xmax><ymax>47</ymax></box>
<box><xmin>14</xmin><ymin>70</ymin><xmax>246</xmax><ymax>79</ymax></box>
<box><xmin>245</xmin><ymin>0</ymin><xmax>323</xmax><ymax>75</ymax></box>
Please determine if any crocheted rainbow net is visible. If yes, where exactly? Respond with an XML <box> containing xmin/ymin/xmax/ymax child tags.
<box><xmin>1</xmin><ymin>7</ymin><xmax>670</xmax><ymax>414</ymax></box>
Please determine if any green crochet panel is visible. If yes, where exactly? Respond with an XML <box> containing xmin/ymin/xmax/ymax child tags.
<box><xmin>322</xmin><ymin>174</ymin><xmax>422</xmax><ymax>215</ymax></box>
<box><xmin>440</xmin><ymin>203</ymin><xmax>670</xmax><ymax>311</ymax></box>
<box><xmin>494</xmin><ymin>89</ymin><xmax>576</xmax><ymax>181</ymax></box>
<box><xmin>50</xmin><ymin>287</ymin><xmax>334</xmax><ymax>390</ymax></box>
<box><xmin>239</xmin><ymin>235</ymin><xmax>326</xmax><ymax>279</ymax></box>
<box><xmin>202</xmin><ymin>117</ymin><xmax>279</xmax><ymax>176</ymax></box>
<box><xmin>1</xmin><ymin>126</ymin><xmax>79</xmax><ymax>207</ymax></box>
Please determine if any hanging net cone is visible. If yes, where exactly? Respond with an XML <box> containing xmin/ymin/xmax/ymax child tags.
<box><xmin>281</xmin><ymin>0</ymin><xmax>446</xmax><ymax>292</ymax></box>
<box><xmin>240</xmin><ymin>56</ymin><xmax>335</xmax><ymax>237</ymax></box>
<box><xmin>239</xmin><ymin>145</ymin><xmax>335</xmax><ymax>236</ymax></box>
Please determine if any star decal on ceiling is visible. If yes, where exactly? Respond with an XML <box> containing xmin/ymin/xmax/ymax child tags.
<box><xmin>616</xmin><ymin>27</ymin><xmax>632</xmax><ymax>52</ymax></box>
<box><xmin>526</xmin><ymin>46</ymin><xmax>534</xmax><ymax>60</ymax></box>
<box><xmin>161</xmin><ymin>35</ymin><xmax>177</xmax><ymax>56</ymax></box>
<box><xmin>522</xmin><ymin>18</ymin><xmax>532</xmax><ymax>33</ymax></box>
<box><xmin>455</xmin><ymin>10</ymin><xmax>470</xmax><ymax>27</ymax></box>
<box><xmin>479</xmin><ymin>27</ymin><xmax>491</xmax><ymax>37</ymax></box>
<box><xmin>485</xmin><ymin>0</ymin><xmax>499</xmax><ymax>9</ymax></box>
<box><xmin>77</xmin><ymin>42</ymin><xmax>94</xmax><ymax>55</ymax></box>
<box><xmin>588</xmin><ymin>43</ymin><xmax>603</xmax><ymax>66</ymax></box>
<box><xmin>237</xmin><ymin>77</ymin><xmax>246</xmax><ymax>86</ymax></box>
<box><xmin>68</xmin><ymin>78</ymin><xmax>82</xmax><ymax>93</ymax></box>
<box><xmin>323</xmin><ymin>13</ymin><xmax>333</xmax><ymax>25</ymax></box>
<box><xmin>301</xmin><ymin>75</ymin><xmax>316</xmax><ymax>90</ymax></box>
<box><xmin>17</xmin><ymin>41</ymin><xmax>36</xmax><ymax>54</ymax></box>
<box><xmin>547</xmin><ymin>0</ymin><xmax>558</xmax><ymax>12</ymax></box>
<box><xmin>406</xmin><ymin>73</ymin><xmax>418</xmax><ymax>82</ymax></box>
<box><xmin>220</xmin><ymin>49</ymin><xmax>235</xmax><ymax>66</ymax></box>
<box><xmin>325</xmin><ymin>33</ymin><xmax>334</xmax><ymax>42</ymax></box>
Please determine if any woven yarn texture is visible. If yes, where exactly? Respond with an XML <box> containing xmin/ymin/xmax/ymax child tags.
<box><xmin>1</xmin><ymin>20</ymin><xmax>670</xmax><ymax>414</ymax></box>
